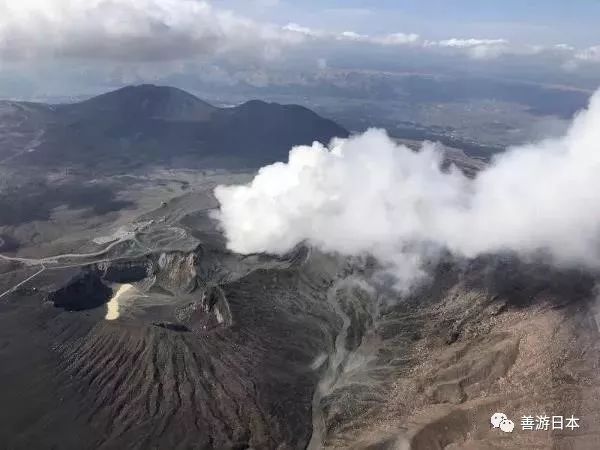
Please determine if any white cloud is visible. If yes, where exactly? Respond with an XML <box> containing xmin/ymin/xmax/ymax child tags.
<box><xmin>575</xmin><ymin>45</ymin><xmax>600</xmax><ymax>62</ymax></box>
<box><xmin>561</xmin><ymin>44</ymin><xmax>600</xmax><ymax>71</ymax></box>
<box><xmin>214</xmin><ymin>89</ymin><xmax>600</xmax><ymax>290</ymax></box>
<box><xmin>0</xmin><ymin>1</ymin><xmax>593</xmax><ymax>74</ymax></box>
<box><xmin>338</xmin><ymin>31</ymin><xmax>369</xmax><ymax>41</ymax></box>
<box><xmin>335</xmin><ymin>30</ymin><xmax>419</xmax><ymax>46</ymax></box>
<box><xmin>0</xmin><ymin>0</ymin><xmax>424</xmax><ymax>62</ymax></box>
<box><xmin>282</xmin><ymin>23</ymin><xmax>319</xmax><ymax>37</ymax></box>
<box><xmin>427</xmin><ymin>38</ymin><xmax>511</xmax><ymax>59</ymax></box>
<box><xmin>0</xmin><ymin>0</ymin><xmax>304</xmax><ymax>62</ymax></box>
<box><xmin>369</xmin><ymin>33</ymin><xmax>420</xmax><ymax>46</ymax></box>
<box><xmin>282</xmin><ymin>24</ymin><xmax>419</xmax><ymax>47</ymax></box>
<box><xmin>423</xmin><ymin>38</ymin><xmax>583</xmax><ymax>61</ymax></box>
<box><xmin>555</xmin><ymin>43</ymin><xmax>575</xmax><ymax>52</ymax></box>
<box><xmin>435</xmin><ymin>38</ymin><xmax>509</xmax><ymax>48</ymax></box>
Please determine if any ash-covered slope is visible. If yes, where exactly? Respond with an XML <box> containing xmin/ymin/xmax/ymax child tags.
<box><xmin>311</xmin><ymin>256</ymin><xmax>600</xmax><ymax>449</ymax></box>
<box><xmin>0</xmin><ymin>239</ymin><xmax>349</xmax><ymax>449</ymax></box>
<box><xmin>2</xmin><ymin>232</ymin><xmax>600</xmax><ymax>449</ymax></box>
<box><xmin>0</xmin><ymin>85</ymin><xmax>349</xmax><ymax>170</ymax></box>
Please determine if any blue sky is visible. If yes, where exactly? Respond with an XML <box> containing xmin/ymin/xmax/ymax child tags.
<box><xmin>221</xmin><ymin>0</ymin><xmax>600</xmax><ymax>46</ymax></box>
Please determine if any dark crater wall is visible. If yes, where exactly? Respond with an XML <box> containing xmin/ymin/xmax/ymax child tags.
<box><xmin>0</xmin><ymin>234</ymin><xmax>19</xmax><ymax>253</ymax></box>
<box><xmin>22</xmin><ymin>245</ymin><xmax>345</xmax><ymax>450</ymax></box>
<box><xmin>47</xmin><ymin>271</ymin><xmax>113</xmax><ymax>311</ymax></box>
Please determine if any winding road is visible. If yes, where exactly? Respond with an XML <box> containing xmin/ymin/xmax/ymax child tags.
<box><xmin>0</xmin><ymin>234</ymin><xmax>147</xmax><ymax>301</ymax></box>
<box><xmin>0</xmin><ymin>222</ymin><xmax>189</xmax><ymax>301</ymax></box>
<box><xmin>0</xmin><ymin>235</ymin><xmax>131</xmax><ymax>266</ymax></box>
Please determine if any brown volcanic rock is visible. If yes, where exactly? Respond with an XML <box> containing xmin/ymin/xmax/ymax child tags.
<box><xmin>316</xmin><ymin>257</ymin><xmax>600</xmax><ymax>450</ymax></box>
<box><xmin>3</xmin><ymin>237</ymin><xmax>600</xmax><ymax>450</ymax></box>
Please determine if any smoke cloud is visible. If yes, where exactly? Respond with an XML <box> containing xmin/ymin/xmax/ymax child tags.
<box><xmin>214</xmin><ymin>89</ymin><xmax>600</xmax><ymax>288</ymax></box>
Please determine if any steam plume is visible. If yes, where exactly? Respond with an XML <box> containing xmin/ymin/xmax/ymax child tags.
<box><xmin>214</xmin><ymin>90</ymin><xmax>600</xmax><ymax>288</ymax></box>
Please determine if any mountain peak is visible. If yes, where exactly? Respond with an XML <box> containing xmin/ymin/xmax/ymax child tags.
<box><xmin>9</xmin><ymin>85</ymin><xmax>349</xmax><ymax>169</ymax></box>
<box><xmin>66</xmin><ymin>84</ymin><xmax>216</xmax><ymax>121</ymax></box>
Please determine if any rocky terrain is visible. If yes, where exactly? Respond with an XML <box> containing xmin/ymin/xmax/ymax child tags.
<box><xmin>0</xmin><ymin>226</ymin><xmax>345</xmax><ymax>449</ymax></box>
<box><xmin>1</xmin><ymin>85</ymin><xmax>599</xmax><ymax>450</ymax></box>
<box><xmin>1</xmin><ymin>185</ymin><xmax>599</xmax><ymax>449</ymax></box>
<box><xmin>314</xmin><ymin>256</ymin><xmax>600</xmax><ymax>450</ymax></box>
